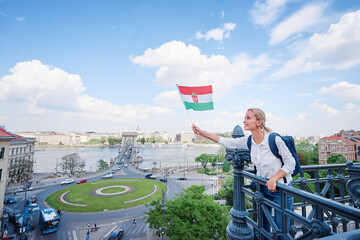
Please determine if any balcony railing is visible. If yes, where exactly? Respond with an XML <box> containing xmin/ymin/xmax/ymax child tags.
<box><xmin>225</xmin><ymin>126</ymin><xmax>360</xmax><ymax>240</ymax></box>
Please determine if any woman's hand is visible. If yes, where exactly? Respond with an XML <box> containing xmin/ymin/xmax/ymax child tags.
<box><xmin>266</xmin><ymin>177</ymin><xmax>277</xmax><ymax>192</ymax></box>
<box><xmin>192</xmin><ymin>124</ymin><xmax>202</xmax><ymax>135</ymax></box>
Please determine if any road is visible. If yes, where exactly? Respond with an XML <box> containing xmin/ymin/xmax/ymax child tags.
<box><xmin>3</xmin><ymin>163</ymin><xmax>213</xmax><ymax>240</ymax></box>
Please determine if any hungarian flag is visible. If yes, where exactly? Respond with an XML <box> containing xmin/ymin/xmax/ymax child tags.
<box><xmin>177</xmin><ymin>85</ymin><xmax>214</xmax><ymax>111</ymax></box>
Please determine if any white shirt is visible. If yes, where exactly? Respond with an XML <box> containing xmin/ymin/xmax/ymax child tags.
<box><xmin>218</xmin><ymin>134</ymin><xmax>296</xmax><ymax>185</ymax></box>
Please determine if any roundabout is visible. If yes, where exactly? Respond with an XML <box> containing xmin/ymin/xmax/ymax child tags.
<box><xmin>45</xmin><ymin>178</ymin><xmax>167</xmax><ymax>213</ymax></box>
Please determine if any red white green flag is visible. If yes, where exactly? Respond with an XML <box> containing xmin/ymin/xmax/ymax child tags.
<box><xmin>177</xmin><ymin>85</ymin><xmax>214</xmax><ymax>111</ymax></box>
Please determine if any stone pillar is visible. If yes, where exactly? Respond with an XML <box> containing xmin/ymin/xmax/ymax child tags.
<box><xmin>226</xmin><ymin>125</ymin><xmax>254</xmax><ymax>240</ymax></box>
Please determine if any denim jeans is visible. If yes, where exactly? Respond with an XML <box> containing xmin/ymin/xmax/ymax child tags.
<box><xmin>260</xmin><ymin>181</ymin><xmax>294</xmax><ymax>238</ymax></box>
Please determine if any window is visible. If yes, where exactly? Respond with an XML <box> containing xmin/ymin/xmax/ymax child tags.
<box><xmin>0</xmin><ymin>147</ymin><xmax>5</xmax><ymax>159</ymax></box>
<box><xmin>0</xmin><ymin>169</ymin><xmax>3</xmax><ymax>181</ymax></box>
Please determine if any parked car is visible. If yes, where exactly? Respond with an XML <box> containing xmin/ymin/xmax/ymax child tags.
<box><xmin>61</xmin><ymin>179</ymin><xmax>74</xmax><ymax>185</ymax></box>
<box><xmin>77</xmin><ymin>178</ymin><xmax>87</xmax><ymax>184</ymax></box>
<box><xmin>145</xmin><ymin>173</ymin><xmax>157</xmax><ymax>180</ymax></box>
<box><xmin>159</xmin><ymin>177</ymin><xmax>168</xmax><ymax>182</ymax></box>
<box><xmin>108</xmin><ymin>228</ymin><xmax>124</xmax><ymax>240</ymax></box>
<box><xmin>15</xmin><ymin>187</ymin><xmax>24</xmax><ymax>193</ymax></box>
<box><xmin>30</xmin><ymin>195</ymin><xmax>37</xmax><ymax>203</ymax></box>
<box><xmin>4</xmin><ymin>197</ymin><xmax>17</xmax><ymax>204</ymax></box>
<box><xmin>177</xmin><ymin>177</ymin><xmax>187</xmax><ymax>181</ymax></box>
<box><xmin>102</xmin><ymin>173</ymin><xmax>113</xmax><ymax>179</ymax></box>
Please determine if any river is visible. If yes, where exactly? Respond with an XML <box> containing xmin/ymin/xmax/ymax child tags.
<box><xmin>34</xmin><ymin>144</ymin><xmax>220</xmax><ymax>173</ymax></box>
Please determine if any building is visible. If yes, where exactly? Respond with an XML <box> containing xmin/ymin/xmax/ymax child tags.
<box><xmin>8</xmin><ymin>133</ymin><xmax>36</xmax><ymax>183</ymax></box>
<box><xmin>318</xmin><ymin>131</ymin><xmax>360</xmax><ymax>164</ymax></box>
<box><xmin>0</xmin><ymin>128</ymin><xmax>15</xmax><ymax>229</ymax></box>
<box><xmin>176</xmin><ymin>132</ymin><xmax>221</xmax><ymax>143</ymax></box>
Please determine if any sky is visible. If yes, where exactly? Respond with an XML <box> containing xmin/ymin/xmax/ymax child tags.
<box><xmin>0</xmin><ymin>0</ymin><xmax>360</xmax><ymax>137</ymax></box>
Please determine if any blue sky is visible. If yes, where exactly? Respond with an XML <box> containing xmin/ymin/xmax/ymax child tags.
<box><xmin>0</xmin><ymin>0</ymin><xmax>360</xmax><ymax>137</ymax></box>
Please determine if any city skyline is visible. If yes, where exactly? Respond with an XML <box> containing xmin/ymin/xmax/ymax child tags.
<box><xmin>1</xmin><ymin>0</ymin><xmax>360</xmax><ymax>136</ymax></box>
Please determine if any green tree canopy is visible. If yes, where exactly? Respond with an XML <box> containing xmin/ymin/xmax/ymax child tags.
<box><xmin>218</xmin><ymin>175</ymin><xmax>234</xmax><ymax>206</ymax></box>
<box><xmin>222</xmin><ymin>160</ymin><xmax>232</xmax><ymax>173</ymax></box>
<box><xmin>297</xmin><ymin>151</ymin><xmax>308</xmax><ymax>166</ymax></box>
<box><xmin>144</xmin><ymin>185</ymin><xmax>230</xmax><ymax>239</ymax></box>
<box><xmin>108</xmin><ymin>137</ymin><xmax>122</xmax><ymax>145</ymax></box>
<box><xmin>195</xmin><ymin>153</ymin><xmax>214</xmax><ymax>172</ymax></box>
<box><xmin>97</xmin><ymin>159</ymin><xmax>109</xmax><ymax>170</ymax></box>
<box><xmin>327</xmin><ymin>154</ymin><xmax>347</xmax><ymax>164</ymax></box>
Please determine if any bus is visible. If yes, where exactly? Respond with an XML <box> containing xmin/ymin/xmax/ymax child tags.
<box><xmin>39</xmin><ymin>207</ymin><xmax>60</xmax><ymax>234</ymax></box>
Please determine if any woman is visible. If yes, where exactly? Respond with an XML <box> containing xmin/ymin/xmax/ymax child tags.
<box><xmin>192</xmin><ymin>108</ymin><xmax>295</xmax><ymax>234</ymax></box>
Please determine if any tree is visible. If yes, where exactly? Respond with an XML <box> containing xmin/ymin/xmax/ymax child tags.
<box><xmin>296</xmin><ymin>141</ymin><xmax>315</xmax><ymax>152</ymax></box>
<box><xmin>195</xmin><ymin>153</ymin><xmax>213</xmax><ymax>172</ymax></box>
<box><xmin>138</xmin><ymin>137</ymin><xmax>145</xmax><ymax>144</ymax></box>
<box><xmin>218</xmin><ymin>175</ymin><xmax>234</xmax><ymax>206</ymax></box>
<box><xmin>97</xmin><ymin>159</ymin><xmax>109</xmax><ymax>170</ymax></box>
<box><xmin>222</xmin><ymin>160</ymin><xmax>232</xmax><ymax>173</ymax></box>
<box><xmin>327</xmin><ymin>154</ymin><xmax>347</xmax><ymax>164</ymax></box>
<box><xmin>217</xmin><ymin>147</ymin><xmax>226</xmax><ymax>162</ymax></box>
<box><xmin>108</xmin><ymin>137</ymin><xmax>122</xmax><ymax>145</ymax></box>
<box><xmin>144</xmin><ymin>185</ymin><xmax>230</xmax><ymax>239</ymax></box>
<box><xmin>60</xmin><ymin>153</ymin><xmax>85</xmax><ymax>174</ymax></box>
<box><xmin>297</xmin><ymin>151</ymin><xmax>308</xmax><ymax>166</ymax></box>
<box><xmin>209</xmin><ymin>154</ymin><xmax>219</xmax><ymax>171</ymax></box>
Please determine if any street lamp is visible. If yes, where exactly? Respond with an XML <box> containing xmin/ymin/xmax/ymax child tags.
<box><xmin>160</xmin><ymin>188</ymin><xmax>167</xmax><ymax>240</ymax></box>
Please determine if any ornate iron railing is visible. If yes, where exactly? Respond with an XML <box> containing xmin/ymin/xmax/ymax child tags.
<box><xmin>225</xmin><ymin>126</ymin><xmax>360</xmax><ymax>240</ymax></box>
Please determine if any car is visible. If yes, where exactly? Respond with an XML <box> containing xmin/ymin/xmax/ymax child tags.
<box><xmin>159</xmin><ymin>177</ymin><xmax>168</xmax><ymax>182</ymax></box>
<box><xmin>124</xmin><ymin>164</ymin><xmax>128</xmax><ymax>168</ymax></box>
<box><xmin>108</xmin><ymin>228</ymin><xmax>124</xmax><ymax>240</ymax></box>
<box><xmin>4</xmin><ymin>197</ymin><xmax>17</xmax><ymax>204</ymax></box>
<box><xmin>102</xmin><ymin>173</ymin><xmax>113</xmax><ymax>179</ymax></box>
<box><xmin>177</xmin><ymin>177</ymin><xmax>187</xmax><ymax>181</ymax></box>
<box><xmin>30</xmin><ymin>195</ymin><xmax>37</xmax><ymax>203</ymax></box>
<box><xmin>111</xmin><ymin>169</ymin><xmax>117</xmax><ymax>173</ymax></box>
<box><xmin>77</xmin><ymin>178</ymin><xmax>87</xmax><ymax>184</ymax></box>
<box><xmin>145</xmin><ymin>173</ymin><xmax>156</xmax><ymax>179</ymax></box>
<box><xmin>15</xmin><ymin>187</ymin><xmax>24</xmax><ymax>193</ymax></box>
<box><xmin>61</xmin><ymin>178</ymin><xmax>75</xmax><ymax>185</ymax></box>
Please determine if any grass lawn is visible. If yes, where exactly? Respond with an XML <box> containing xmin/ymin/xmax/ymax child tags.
<box><xmin>46</xmin><ymin>178</ymin><xmax>167</xmax><ymax>213</ymax></box>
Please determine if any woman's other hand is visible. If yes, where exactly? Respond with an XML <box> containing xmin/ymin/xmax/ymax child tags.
<box><xmin>266</xmin><ymin>178</ymin><xmax>277</xmax><ymax>192</ymax></box>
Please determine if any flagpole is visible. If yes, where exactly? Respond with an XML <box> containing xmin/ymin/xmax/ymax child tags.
<box><xmin>176</xmin><ymin>84</ymin><xmax>194</xmax><ymax>126</ymax></box>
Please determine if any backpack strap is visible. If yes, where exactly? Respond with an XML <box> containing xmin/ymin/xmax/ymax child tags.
<box><xmin>268</xmin><ymin>133</ymin><xmax>281</xmax><ymax>160</ymax></box>
<box><xmin>247</xmin><ymin>135</ymin><xmax>257</xmax><ymax>174</ymax></box>
<box><xmin>269</xmin><ymin>133</ymin><xmax>287</xmax><ymax>183</ymax></box>
<box><xmin>247</xmin><ymin>135</ymin><xmax>252</xmax><ymax>150</ymax></box>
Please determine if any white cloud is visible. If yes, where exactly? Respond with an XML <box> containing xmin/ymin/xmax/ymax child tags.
<box><xmin>309</xmin><ymin>102</ymin><xmax>340</xmax><ymax>115</ymax></box>
<box><xmin>272</xmin><ymin>10</ymin><xmax>360</xmax><ymax>78</ymax></box>
<box><xmin>344</xmin><ymin>103</ymin><xmax>360</xmax><ymax>113</ymax></box>
<box><xmin>297</xmin><ymin>112</ymin><xmax>306</xmax><ymax>120</ymax></box>
<box><xmin>250</xmin><ymin>0</ymin><xmax>290</xmax><ymax>27</ymax></box>
<box><xmin>131</xmin><ymin>41</ymin><xmax>271</xmax><ymax>100</ymax></box>
<box><xmin>319</xmin><ymin>81</ymin><xmax>360</xmax><ymax>102</ymax></box>
<box><xmin>196</xmin><ymin>23</ymin><xmax>236</xmax><ymax>42</ymax></box>
<box><xmin>219</xmin><ymin>11</ymin><xmax>225</xmax><ymax>19</ymax></box>
<box><xmin>294</xmin><ymin>93</ymin><xmax>311</xmax><ymax>97</ymax></box>
<box><xmin>16</xmin><ymin>16</ymin><xmax>25</xmax><ymax>21</ymax></box>
<box><xmin>269</xmin><ymin>3</ymin><xmax>327</xmax><ymax>45</ymax></box>
<box><xmin>0</xmin><ymin>60</ymin><xmax>173</xmax><ymax>122</ymax></box>
<box><xmin>153</xmin><ymin>90</ymin><xmax>181</xmax><ymax>107</ymax></box>
<box><xmin>217</xmin><ymin>110</ymin><xmax>231</xmax><ymax>116</ymax></box>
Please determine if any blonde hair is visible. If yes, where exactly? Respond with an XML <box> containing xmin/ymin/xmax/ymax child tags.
<box><xmin>248</xmin><ymin>108</ymin><xmax>272</xmax><ymax>133</ymax></box>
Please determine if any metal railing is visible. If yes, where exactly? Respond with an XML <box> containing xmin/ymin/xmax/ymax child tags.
<box><xmin>225</xmin><ymin>126</ymin><xmax>360</xmax><ymax>240</ymax></box>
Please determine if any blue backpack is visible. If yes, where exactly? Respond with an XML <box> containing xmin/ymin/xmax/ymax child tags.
<box><xmin>247</xmin><ymin>133</ymin><xmax>302</xmax><ymax>182</ymax></box>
